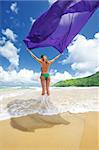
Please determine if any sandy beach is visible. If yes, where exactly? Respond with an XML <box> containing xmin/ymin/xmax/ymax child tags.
<box><xmin>0</xmin><ymin>87</ymin><xmax>99</xmax><ymax>150</ymax></box>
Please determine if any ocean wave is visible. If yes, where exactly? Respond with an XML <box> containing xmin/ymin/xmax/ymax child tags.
<box><xmin>0</xmin><ymin>93</ymin><xmax>24</xmax><ymax>101</ymax></box>
<box><xmin>0</xmin><ymin>95</ymin><xmax>98</xmax><ymax>121</ymax></box>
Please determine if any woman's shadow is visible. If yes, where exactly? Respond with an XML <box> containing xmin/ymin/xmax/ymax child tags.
<box><xmin>7</xmin><ymin>97</ymin><xmax>70</xmax><ymax>132</ymax></box>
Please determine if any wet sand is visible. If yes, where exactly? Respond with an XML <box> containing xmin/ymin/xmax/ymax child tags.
<box><xmin>0</xmin><ymin>112</ymin><xmax>98</xmax><ymax>150</ymax></box>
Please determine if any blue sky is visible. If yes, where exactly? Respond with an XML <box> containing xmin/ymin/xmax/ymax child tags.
<box><xmin>0</xmin><ymin>0</ymin><xmax>99</xmax><ymax>86</ymax></box>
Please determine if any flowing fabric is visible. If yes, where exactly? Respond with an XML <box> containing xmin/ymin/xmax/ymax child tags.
<box><xmin>24</xmin><ymin>0</ymin><xmax>99</xmax><ymax>53</ymax></box>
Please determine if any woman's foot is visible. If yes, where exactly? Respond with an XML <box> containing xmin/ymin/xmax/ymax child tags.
<box><xmin>41</xmin><ymin>92</ymin><xmax>45</xmax><ymax>95</ymax></box>
<box><xmin>47</xmin><ymin>91</ymin><xmax>50</xmax><ymax>96</ymax></box>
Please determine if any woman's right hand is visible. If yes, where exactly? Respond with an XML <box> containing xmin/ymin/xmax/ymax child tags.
<box><xmin>26</xmin><ymin>48</ymin><xmax>30</xmax><ymax>51</ymax></box>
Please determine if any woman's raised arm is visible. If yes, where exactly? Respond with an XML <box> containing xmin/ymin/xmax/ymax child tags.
<box><xmin>27</xmin><ymin>48</ymin><xmax>42</xmax><ymax>63</ymax></box>
<box><xmin>49</xmin><ymin>53</ymin><xmax>62</xmax><ymax>64</ymax></box>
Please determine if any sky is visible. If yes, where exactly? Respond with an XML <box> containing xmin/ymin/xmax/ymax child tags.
<box><xmin>0</xmin><ymin>0</ymin><xmax>99</xmax><ymax>86</ymax></box>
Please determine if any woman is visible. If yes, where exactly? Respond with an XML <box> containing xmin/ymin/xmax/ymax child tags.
<box><xmin>27</xmin><ymin>48</ymin><xmax>62</xmax><ymax>96</ymax></box>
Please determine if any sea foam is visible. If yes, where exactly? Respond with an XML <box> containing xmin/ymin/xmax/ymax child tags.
<box><xmin>0</xmin><ymin>87</ymin><xmax>98</xmax><ymax>121</ymax></box>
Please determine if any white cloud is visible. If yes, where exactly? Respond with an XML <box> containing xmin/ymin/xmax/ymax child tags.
<box><xmin>50</xmin><ymin>69</ymin><xmax>72</xmax><ymax>84</ymax></box>
<box><xmin>49</xmin><ymin>69</ymin><xmax>57</xmax><ymax>75</ymax></box>
<box><xmin>2</xmin><ymin>28</ymin><xmax>17</xmax><ymax>42</ymax></box>
<box><xmin>0</xmin><ymin>66</ymin><xmax>40</xmax><ymax>86</ymax></box>
<box><xmin>73</xmin><ymin>71</ymin><xmax>95</xmax><ymax>78</ymax></box>
<box><xmin>0</xmin><ymin>66</ymin><xmax>72</xmax><ymax>86</ymax></box>
<box><xmin>0</xmin><ymin>28</ymin><xmax>19</xmax><ymax>68</ymax></box>
<box><xmin>95</xmin><ymin>32</ymin><xmax>99</xmax><ymax>39</ymax></box>
<box><xmin>60</xmin><ymin>33</ymin><xmax>99</xmax><ymax>77</ymax></box>
<box><xmin>10</xmin><ymin>2</ymin><xmax>18</xmax><ymax>14</ymax></box>
<box><xmin>29</xmin><ymin>17</ymin><xmax>35</xmax><ymax>25</ymax></box>
<box><xmin>48</xmin><ymin>0</ymin><xmax>57</xmax><ymax>5</ymax></box>
<box><xmin>0</xmin><ymin>37</ymin><xmax>6</xmax><ymax>45</ymax></box>
<box><xmin>0</xmin><ymin>41</ymin><xmax>19</xmax><ymax>68</ymax></box>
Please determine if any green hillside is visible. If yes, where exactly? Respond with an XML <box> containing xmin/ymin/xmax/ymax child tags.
<box><xmin>53</xmin><ymin>72</ymin><xmax>99</xmax><ymax>87</ymax></box>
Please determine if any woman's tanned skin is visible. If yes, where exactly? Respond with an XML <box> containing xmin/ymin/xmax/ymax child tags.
<box><xmin>27</xmin><ymin>48</ymin><xmax>62</xmax><ymax>95</ymax></box>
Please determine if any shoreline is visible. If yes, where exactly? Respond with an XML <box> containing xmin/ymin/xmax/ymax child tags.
<box><xmin>0</xmin><ymin>110</ymin><xmax>99</xmax><ymax>122</ymax></box>
<box><xmin>0</xmin><ymin>87</ymin><xmax>98</xmax><ymax>121</ymax></box>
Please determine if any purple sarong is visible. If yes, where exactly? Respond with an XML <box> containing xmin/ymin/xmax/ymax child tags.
<box><xmin>24</xmin><ymin>0</ymin><xmax>99</xmax><ymax>53</ymax></box>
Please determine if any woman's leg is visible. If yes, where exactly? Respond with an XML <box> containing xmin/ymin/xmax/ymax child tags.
<box><xmin>40</xmin><ymin>76</ymin><xmax>46</xmax><ymax>95</ymax></box>
<box><xmin>46</xmin><ymin>77</ymin><xmax>50</xmax><ymax>96</ymax></box>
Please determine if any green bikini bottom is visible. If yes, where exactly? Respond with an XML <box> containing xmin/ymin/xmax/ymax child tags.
<box><xmin>41</xmin><ymin>73</ymin><xmax>50</xmax><ymax>80</ymax></box>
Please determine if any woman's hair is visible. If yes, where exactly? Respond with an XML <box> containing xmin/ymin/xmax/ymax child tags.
<box><xmin>41</xmin><ymin>55</ymin><xmax>44</xmax><ymax>58</ymax></box>
<box><xmin>41</xmin><ymin>55</ymin><xmax>48</xmax><ymax>64</ymax></box>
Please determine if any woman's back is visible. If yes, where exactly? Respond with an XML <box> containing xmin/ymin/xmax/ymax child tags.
<box><xmin>40</xmin><ymin>60</ymin><xmax>50</xmax><ymax>74</ymax></box>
